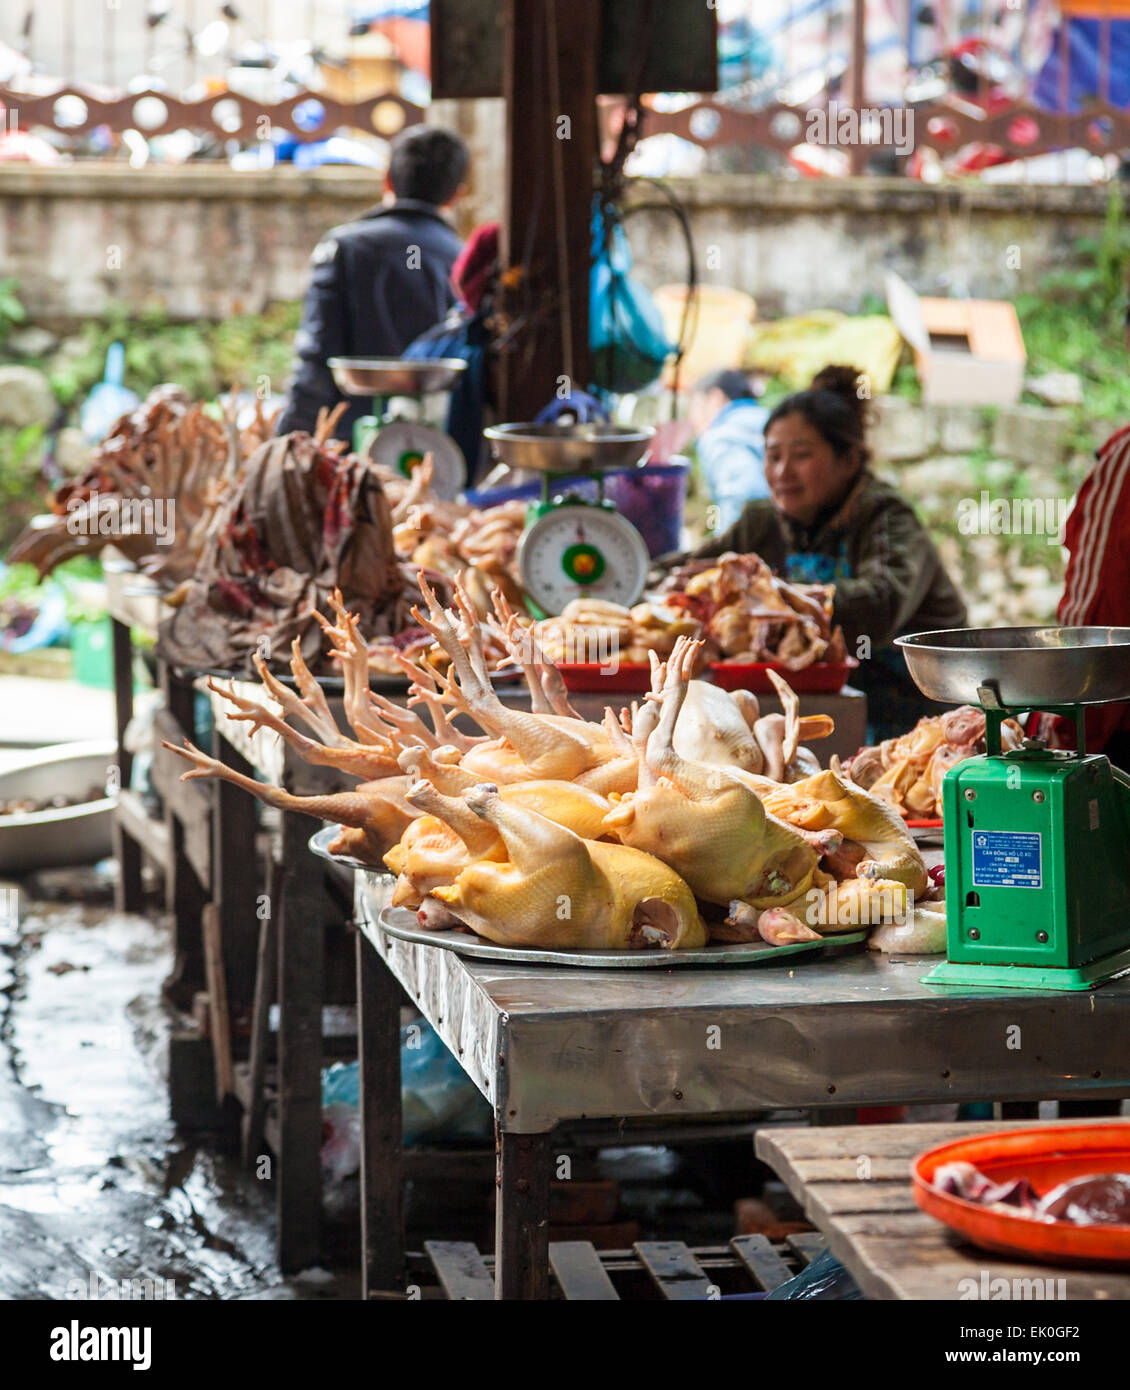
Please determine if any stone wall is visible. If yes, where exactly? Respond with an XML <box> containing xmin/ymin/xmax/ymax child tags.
<box><xmin>0</xmin><ymin>157</ymin><xmax>1114</xmax><ymax>325</ymax></box>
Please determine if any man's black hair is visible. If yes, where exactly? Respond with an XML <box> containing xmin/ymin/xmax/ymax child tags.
<box><xmin>693</xmin><ymin>368</ymin><xmax>753</xmax><ymax>401</ymax></box>
<box><xmin>388</xmin><ymin>126</ymin><xmax>470</xmax><ymax>205</ymax></box>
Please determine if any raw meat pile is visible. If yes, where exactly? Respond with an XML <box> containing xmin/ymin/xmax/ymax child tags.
<box><xmin>532</xmin><ymin>598</ymin><xmax>701</xmax><ymax>666</ymax></box>
<box><xmin>660</xmin><ymin>552</ymin><xmax>847</xmax><ymax>669</ymax></box>
<box><xmin>9</xmin><ymin>386</ymin><xmax>277</xmax><ymax>584</ymax></box>
<box><xmin>158</xmin><ymin>417</ymin><xmax>409</xmax><ymax>676</ymax></box>
<box><xmin>163</xmin><ymin>577</ymin><xmax>943</xmax><ymax>954</ymax></box>
<box><xmin>934</xmin><ymin>1162</ymin><xmax>1130</xmax><ymax>1226</ymax></box>
<box><xmin>365</xmin><ymin>455</ymin><xmax>527</xmax><ymax>676</ymax></box>
<box><xmin>845</xmin><ymin>707</ymin><xmax>1025</xmax><ymax>820</ymax></box>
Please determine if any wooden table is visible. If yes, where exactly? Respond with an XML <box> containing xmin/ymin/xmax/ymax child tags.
<box><xmin>755</xmin><ymin>1120</ymin><xmax>1130</xmax><ymax>1300</ymax></box>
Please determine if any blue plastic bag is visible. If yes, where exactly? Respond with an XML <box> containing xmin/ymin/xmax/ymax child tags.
<box><xmin>590</xmin><ymin>207</ymin><xmax>675</xmax><ymax>393</ymax></box>
<box><xmin>764</xmin><ymin>1248</ymin><xmax>864</xmax><ymax>1300</ymax></box>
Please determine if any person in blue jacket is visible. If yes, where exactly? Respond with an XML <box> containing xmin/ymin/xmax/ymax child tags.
<box><xmin>688</xmin><ymin>368</ymin><xmax>771</xmax><ymax>531</ymax></box>
<box><xmin>276</xmin><ymin>125</ymin><xmax>470</xmax><ymax>442</ymax></box>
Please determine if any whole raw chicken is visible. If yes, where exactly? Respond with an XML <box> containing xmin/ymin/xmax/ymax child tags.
<box><xmin>429</xmin><ymin>784</ymin><xmax>706</xmax><ymax>950</ymax></box>
<box><xmin>602</xmin><ymin>638</ymin><xmax>822</xmax><ymax>912</ymax></box>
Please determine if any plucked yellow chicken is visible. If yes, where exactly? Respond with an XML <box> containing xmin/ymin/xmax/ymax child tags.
<box><xmin>750</xmin><ymin>761</ymin><xmax>928</xmax><ymax>896</ymax></box>
<box><xmin>385</xmin><ymin>776</ymin><xmax>612</xmax><ymax>909</ymax></box>
<box><xmin>428</xmin><ymin>783</ymin><xmax>706</xmax><ymax>950</ymax></box>
<box><xmin>602</xmin><ymin>638</ymin><xmax>823</xmax><ymax>914</ymax></box>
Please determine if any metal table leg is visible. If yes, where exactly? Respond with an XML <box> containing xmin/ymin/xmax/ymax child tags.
<box><xmin>495</xmin><ymin>1131</ymin><xmax>551</xmax><ymax>1300</ymax></box>
<box><xmin>110</xmin><ymin>616</ymin><xmax>143</xmax><ymax>912</ymax></box>
<box><xmin>357</xmin><ymin>931</ymin><xmax>404</xmax><ymax>1297</ymax></box>
<box><xmin>276</xmin><ymin>810</ymin><xmax>326</xmax><ymax>1273</ymax></box>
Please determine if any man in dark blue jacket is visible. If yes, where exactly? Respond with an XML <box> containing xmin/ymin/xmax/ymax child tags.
<box><xmin>276</xmin><ymin>125</ymin><xmax>469</xmax><ymax>441</ymax></box>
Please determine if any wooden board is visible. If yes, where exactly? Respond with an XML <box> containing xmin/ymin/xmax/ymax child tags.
<box><xmin>756</xmin><ymin>1120</ymin><xmax>1130</xmax><ymax>1301</ymax></box>
<box><xmin>634</xmin><ymin>1241</ymin><xmax>715</xmax><ymax>1301</ymax></box>
<box><xmin>425</xmin><ymin>1241</ymin><xmax>495</xmax><ymax>1301</ymax></box>
<box><xmin>549</xmin><ymin>1242</ymin><xmax>620</xmax><ymax>1301</ymax></box>
<box><xmin>729</xmin><ymin>1234</ymin><xmax>793</xmax><ymax>1292</ymax></box>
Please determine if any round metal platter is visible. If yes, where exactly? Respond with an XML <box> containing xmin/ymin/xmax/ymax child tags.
<box><xmin>309</xmin><ymin>824</ymin><xmax>374</xmax><ymax>871</ymax></box>
<box><xmin>483</xmin><ymin>422</ymin><xmax>654</xmax><ymax>475</ymax></box>
<box><xmin>518</xmin><ymin>506</ymin><xmax>650</xmax><ymax>614</ymax></box>
<box><xmin>897</xmin><ymin>626</ymin><xmax>1130</xmax><ymax>707</ymax></box>
<box><xmin>367</xmin><ymin>420</ymin><xmax>464</xmax><ymax>500</ymax></box>
<box><xmin>327</xmin><ymin>357</ymin><xmax>467</xmax><ymax>397</ymax></box>
<box><xmin>371</xmin><ymin>906</ymin><xmax>866</xmax><ymax>968</ymax></box>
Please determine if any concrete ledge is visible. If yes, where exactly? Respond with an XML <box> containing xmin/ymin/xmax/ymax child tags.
<box><xmin>626</xmin><ymin>174</ymin><xmax>1114</xmax><ymax>217</ymax></box>
<box><xmin>0</xmin><ymin>163</ymin><xmax>1113</xmax><ymax>215</ymax></box>
<box><xmin>0</xmin><ymin>163</ymin><xmax>382</xmax><ymax>201</ymax></box>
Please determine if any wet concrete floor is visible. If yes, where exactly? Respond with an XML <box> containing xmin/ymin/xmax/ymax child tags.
<box><xmin>0</xmin><ymin>866</ymin><xmax>357</xmax><ymax>1301</ymax></box>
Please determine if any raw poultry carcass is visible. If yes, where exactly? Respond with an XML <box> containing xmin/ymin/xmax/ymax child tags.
<box><xmin>533</xmin><ymin>598</ymin><xmax>702</xmax><ymax>667</ymax></box>
<box><xmin>8</xmin><ymin>386</ymin><xmax>269</xmax><ymax>584</ymax></box>
<box><xmin>426</xmin><ymin>784</ymin><xmax>706</xmax><ymax>950</ymax></box>
<box><xmin>602</xmin><ymin>638</ymin><xmax>823</xmax><ymax>918</ymax></box>
<box><xmin>751</xmin><ymin>760</ymin><xmax>929</xmax><ymax>897</ymax></box>
<box><xmin>845</xmin><ymin>706</ymin><xmax>1024</xmax><ymax>819</ymax></box>
<box><xmin>668</xmin><ymin>666</ymin><xmax>833</xmax><ymax>780</ymax></box>
<box><xmin>406</xmin><ymin>577</ymin><xmax>636</xmax><ymax>794</ymax></box>
<box><xmin>662</xmin><ymin>551</ymin><xmax>846</xmax><ymax>670</ymax></box>
<box><xmin>158</xmin><ymin>414</ymin><xmax>409</xmax><ymax>676</ymax></box>
<box><xmin>385</xmin><ymin>776</ymin><xmax>613</xmax><ymax>909</ymax></box>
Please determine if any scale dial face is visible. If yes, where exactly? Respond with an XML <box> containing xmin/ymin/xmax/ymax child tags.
<box><xmin>367</xmin><ymin>420</ymin><xmax>463</xmax><ymax>500</ymax></box>
<box><xmin>517</xmin><ymin>505</ymin><xmax>650</xmax><ymax>615</ymax></box>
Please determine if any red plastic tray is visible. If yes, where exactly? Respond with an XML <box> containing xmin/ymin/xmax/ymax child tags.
<box><xmin>555</xmin><ymin>662</ymin><xmax>654</xmax><ymax>693</ymax></box>
<box><xmin>913</xmin><ymin>1124</ymin><xmax>1130</xmax><ymax>1267</ymax></box>
<box><xmin>709</xmin><ymin>659</ymin><xmax>855</xmax><ymax>694</ymax></box>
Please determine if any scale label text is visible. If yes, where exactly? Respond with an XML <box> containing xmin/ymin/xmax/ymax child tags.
<box><xmin>971</xmin><ymin>830</ymin><xmax>1042</xmax><ymax>889</ymax></box>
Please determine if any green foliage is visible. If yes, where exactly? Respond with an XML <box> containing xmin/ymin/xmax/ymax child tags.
<box><xmin>0</xmin><ymin>423</ymin><xmax>47</xmax><ymax>551</ymax></box>
<box><xmin>1014</xmin><ymin>188</ymin><xmax>1130</xmax><ymax>426</ymax></box>
<box><xmin>46</xmin><ymin>301</ymin><xmax>302</xmax><ymax>407</ymax></box>
<box><xmin>0</xmin><ymin>279</ymin><xmax>28</xmax><ymax>346</ymax></box>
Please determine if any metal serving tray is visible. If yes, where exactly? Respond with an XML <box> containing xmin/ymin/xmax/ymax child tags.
<box><xmin>310</xmin><ymin>827</ymin><xmax>867</xmax><ymax>969</ymax></box>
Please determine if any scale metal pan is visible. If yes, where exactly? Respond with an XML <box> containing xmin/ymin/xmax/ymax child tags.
<box><xmin>327</xmin><ymin>357</ymin><xmax>467</xmax><ymax>396</ymax></box>
<box><xmin>898</xmin><ymin>626</ymin><xmax>1130</xmax><ymax>707</ymax></box>
<box><xmin>484</xmin><ymin>422</ymin><xmax>654</xmax><ymax>474</ymax></box>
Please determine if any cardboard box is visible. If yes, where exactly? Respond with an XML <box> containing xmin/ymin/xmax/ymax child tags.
<box><xmin>885</xmin><ymin>270</ymin><xmax>1026</xmax><ymax>406</ymax></box>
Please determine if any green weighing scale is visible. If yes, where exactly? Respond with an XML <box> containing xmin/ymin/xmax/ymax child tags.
<box><xmin>328</xmin><ymin>357</ymin><xmax>468</xmax><ymax>500</ymax></box>
<box><xmin>898</xmin><ymin>626</ymin><xmax>1130</xmax><ymax>990</ymax></box>
<box><xmin>483</xmin><ymin>421</ymin><xmax>655</xmax><ymax>616</ymax></box>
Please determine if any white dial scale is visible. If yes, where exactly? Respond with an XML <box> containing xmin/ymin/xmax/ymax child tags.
<box><xmin>517</xmin><ymin>503</ymin><xmax>650</xmax><ymax>615</ymax></box>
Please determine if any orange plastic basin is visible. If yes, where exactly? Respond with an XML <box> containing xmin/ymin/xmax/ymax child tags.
<box><xmin>913</xmin><ymin>1123</ymin><xmax>1130</xmax><ymax>1266</ymax></box>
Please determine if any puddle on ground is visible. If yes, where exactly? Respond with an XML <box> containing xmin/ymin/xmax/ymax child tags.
<box><xmin>0</xmin><ymin>872</ymin><xmax>356</xmax><ymax>1301</ymax></box>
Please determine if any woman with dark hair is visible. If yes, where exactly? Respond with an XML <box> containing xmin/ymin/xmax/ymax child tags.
<box><xmin>681</xmin><ymin>365</ymin><xmax>968</xmax><ymax>740</ymax></box>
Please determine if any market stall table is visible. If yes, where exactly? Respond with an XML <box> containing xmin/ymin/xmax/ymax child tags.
<box><xmin>352</xmin><ymin>897</ymin><xmax>1130</xmax><ymax>1300</ymax></box>
<box><xmin>202</xmin><ymin>671</ymin><xmax>862</xmax><ymax>1271</ymax></box>
<box><xmin>755</xmin><ymin>1119</ymin><xmax>1130</xmax><ymax>1300</ymax></box>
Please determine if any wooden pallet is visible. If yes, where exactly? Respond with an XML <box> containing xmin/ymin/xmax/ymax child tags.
<box><xmin>392</xmin><ymin>1233</ymin><xmax>827</xmax><ymax>1301</ymax></box>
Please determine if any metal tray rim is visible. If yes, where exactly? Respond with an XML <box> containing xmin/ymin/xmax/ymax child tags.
<box><xmin>369</xmin><ymin>905</ymin><xmax>866</xmax><ymax>968</ymax></box>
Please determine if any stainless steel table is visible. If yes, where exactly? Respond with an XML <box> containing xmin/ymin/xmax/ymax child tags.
<box><xmin>353</xmin><ymin>896</ymin><xmax>1130</xmax><ymax>1300</ymax></box>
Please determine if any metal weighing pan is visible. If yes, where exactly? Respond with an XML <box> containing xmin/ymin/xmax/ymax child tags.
<box><xmin>483</xmin><ymin>422</ymin><xmax>654</xmax><ymax>474</ymax></box>
<box><xmin>327</xmin><ymin>357</ymin><xmax>467</xmax><ymax>397</ymax></box>
<box><xmin>310</xmin><ymin>826</ymin><xmax>867</xmax><ymax>969</ymax></box>
<box><xmin>898</xmin><ymin>626</ymin><xmax>1130</xmax><ymax>707</ymax></box>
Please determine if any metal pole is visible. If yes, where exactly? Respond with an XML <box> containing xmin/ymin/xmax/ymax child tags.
<box><xmin>848</xmin><ymin>0</ymin><xmax>867</xmax><ymax>175</ymax></box>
